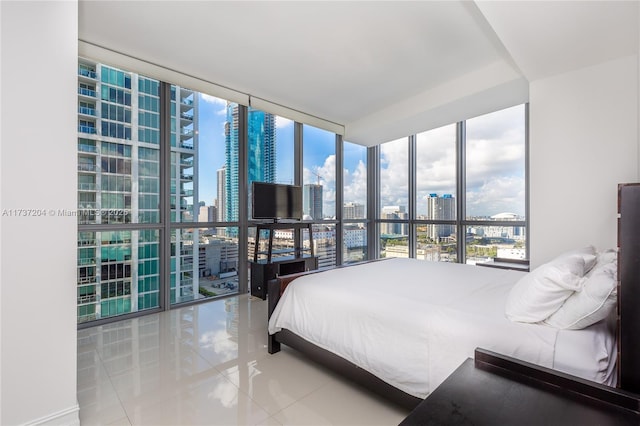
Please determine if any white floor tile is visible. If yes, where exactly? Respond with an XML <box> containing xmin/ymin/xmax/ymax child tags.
<box><xmin>272</xmin><ymin>377</ymin><xmax>410</xmax><ymax>425</ymax></box>
<box><xmin>124</xmin><ymin>374</ymin><xmax>271</xmax><ymax>426</ymax></box>
<box><xmin>77</xmin><ymin>294</ymin><xmax>410</xmax><ymax>426</ymax></box>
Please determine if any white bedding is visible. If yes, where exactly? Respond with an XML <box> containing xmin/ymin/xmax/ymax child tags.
<box><xmin>268</xmin><ymin>258</ymin><xmax>617</xmax><ymax>398</ymax></box>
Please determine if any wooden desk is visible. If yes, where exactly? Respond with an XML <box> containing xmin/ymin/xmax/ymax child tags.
<box><xmin>400</xmin><ymin>349</ymin><xmax>640</xmax><ymax>425</ymax></box>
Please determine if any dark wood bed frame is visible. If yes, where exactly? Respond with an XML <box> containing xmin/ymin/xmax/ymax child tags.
<box><xmin>266</xmin><ymin>183</ymin><xmax>640</xmax><ymax>409</ymax></box>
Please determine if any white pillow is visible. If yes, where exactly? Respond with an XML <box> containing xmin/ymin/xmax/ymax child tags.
<box><xmin>545</xmin><ymin>262</ymin><xmax>617</xmax><ymax>330</ymax></box>
<box><xmin>556</xmin><ymin>246</ymin><xmax>597</xmax><ymax>274</ymax></box>
<box><xmin>505</xmin><ymin>255</ymin><xmax>586</xmax><ymax>323</ymax></box>
<box><xmin>588</xmin><ymin>249</ymin><xmax>617</xmax><ymax>276</ymax></box>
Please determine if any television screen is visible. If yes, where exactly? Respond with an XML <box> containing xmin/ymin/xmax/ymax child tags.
<box><xmin>252</xmin><ymin>182</ymin><xmax>302</xmax><ymax>220</ymax></box>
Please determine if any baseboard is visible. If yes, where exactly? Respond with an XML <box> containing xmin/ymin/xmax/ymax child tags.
<box><xmin>24</xmin><ymin>404</ymin><xmax>80</xmax><ymax>426</ymax></box>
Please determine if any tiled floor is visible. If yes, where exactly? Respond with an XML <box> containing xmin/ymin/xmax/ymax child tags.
<box><xmin>77</xmin><ymin>294</ymin><xmax>410</xmax><ymax>425</ymax></box>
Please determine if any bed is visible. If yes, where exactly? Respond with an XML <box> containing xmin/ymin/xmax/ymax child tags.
<box><xmin>266</xmin><ymin>184</ymin><xmax>640</xmax><ymax>410</ymax></box>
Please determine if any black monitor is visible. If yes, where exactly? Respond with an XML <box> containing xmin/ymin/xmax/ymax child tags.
<box><xmin>251</xmin><ymin>181</ymin><xmax>302</xmax><ymax>221</ymax></box>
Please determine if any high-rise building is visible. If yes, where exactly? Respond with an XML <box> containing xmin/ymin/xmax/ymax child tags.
<box><xmin>426</xmin><ymin>193</ymin><xmax>456</xmax><ymax>241</ymax></box>
<box><xmin>76</xmin><ymin>59</ymin><xmax>199</xmax><ymax>322</ymax></box>
<box><xmin>344</xmin><ymin>202</ymin><xmax>365</xmax><ymax>219</ymax></box>
<box><xmin>303</xmin><ymin>184</ymin><xmax>323</xmax><ymax>220</ymax></box>
<box><xmin>216</xmin><ymin>166</ymin><xmax>226</xmax><ymax>221</ymax></box>
<box><xmin>380</xmin><ymin>205</ymin><xmax>408</xmax><ymax>235</ymax></box>
<box><xmin>225</xmin><ymin>104</ymin><xmax>276</xmax><ymax>222</ymax></box>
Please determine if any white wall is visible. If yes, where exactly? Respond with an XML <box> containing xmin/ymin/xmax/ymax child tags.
<box><xmin>0</xmin><ymin>2</ymin><xmax>79</xmax><ymax>425</ymax></box>
<box><xmin>529</xmin><ymin>54</ymin><xmax>639</xmax><ymax>267</ymax></box>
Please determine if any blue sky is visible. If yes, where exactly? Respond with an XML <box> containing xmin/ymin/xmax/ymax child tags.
<box><xmin>196</xmin><ymin>94</ymin><xmax>365</xmax><ymax>217</ymax></box>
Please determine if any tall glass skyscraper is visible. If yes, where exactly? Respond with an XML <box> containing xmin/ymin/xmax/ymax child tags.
<box><xmin>303</xmin><ymin>184</ymin><xmax>323</xmax><ymax>220</ymax></box>
<box><xmin>224</xmin><ymin>103</ymin><xmax>276</xmax><ymax>222</ymax></box>
<box><xmin>76</xmin><ymin>59</ymin><xmax>199</xmax><ymax>322</ymax></box>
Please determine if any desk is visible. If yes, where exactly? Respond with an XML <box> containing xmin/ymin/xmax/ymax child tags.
<box><xmin>400</xmin><ymin>349</ymin><xmax>640</xmax><ymax>425</ymax></box>
<box><xmin>477</xmin><ymin>257</ymin><xmax>530</xmax><ymax>272</ymax></box>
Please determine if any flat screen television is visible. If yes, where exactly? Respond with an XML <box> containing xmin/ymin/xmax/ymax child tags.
<box><xmin>251</xmin><ymin>181</ymin><xmax>303</xmax><ymax>221</ymax></box>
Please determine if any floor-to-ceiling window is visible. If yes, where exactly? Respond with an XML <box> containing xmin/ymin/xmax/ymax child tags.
<box><xmin>376</xmin><ymin>104</ymin><xmax>528</xmax><ymax>264</ymax></box>
<box><xmin>168</xmin><ymin>90</ymin><xmax>241</xmax><ymax>306</ymax></box>
<box><xmin>246</xmin><ymin>111</ymin><xmax>295</xmax><ymax>274</ymax></box>
<box><xmin>77</xmin><ymin>57</ymin><xmax>526</xmax><ymax>326</ymax></box>
<box><xmin>415</xmin><ymin>124</ymin><xmax>458</xmax><ymax>262</ymax></box>
<box><xmin>77</xmin><ymin>58</ymin><xmax>350</xmax><ymax>325</ymax></box>
<box><xmin>378</xmin><ymin>137</ymin><xmax>409</xmax><ymax>259</ymax></box>
<box><xmin>464</xmin><ymin>104</ymin><xmax>527</xmax><ymax>262</ymax></box>
<box><xmin>77</xmin><ymin>61</ymin><xmax>163</xmax><ymax>323</ymax></box>
<box><xmin>302</xmin><ymin>124</ymin><xmax>338</xmax><ymax>268</ymax></box>
<box><xmin>77</xmin><ymin>60</ymin><xmax>246</xmax><ymax>324</ymax></box>
<box><xmin>343</xmin><ymin>141</ymin><xmax>368</xmax><ymax>264</ymax></box>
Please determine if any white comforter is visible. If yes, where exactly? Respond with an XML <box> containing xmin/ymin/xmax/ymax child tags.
<box><xmin>268</xmin><ymin>258</ymin><xmax>615</xmax><ymax>398</ymax></box>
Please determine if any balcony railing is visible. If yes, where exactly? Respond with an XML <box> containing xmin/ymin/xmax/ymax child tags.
<box><xmin>78</xmin><ymin>276</ymin><xmax>97</xmax><ymax>284</ymax></box>
<box><xmin>78</xmin><ymin>68</ymin><xmax>97</xmax><ymax>79</ymax></box>
<box><xmin>77</xmin><ymin>294</ymin><xmax>97</xmax><ymax>304</ymax></box>
<box><xmin>78</xmin><ymin>143</ymin><xmax>97</xmax><ymax>153</ymax></box>
<box><xmin>78</xmin><ymin>106</ymin><xmax>96</xmax><ymax>116</ymax></box>
<box><xmin>79</xmin><ymin>125</ymin><xmax>97</xmax><ymax>134</ymax></box>
<box><xmin>180</xmin><ymin>113</ymin><xmax>194</xmax><ymax>120</ymax></box>
<box><xmin>180</xmin><ymin>174</ymin><xmax>193</xmax><ymax>181</ymax></box>
<box><xmin>78</xmin><ymin>182</ymin><xmax>97</xmax><ymax>191</ymax></box>
<box><xmin>78</xmin><ymin>238</ymin><xmax>97</xmax><ymax>246</ymax></box>
<box><xmin>78</xmin><ymin>87</ymin><xmax>96</xmax><ymax>97</ymax></box>
<box><xmin>78</xmin><ymin>163</ymin><xmax>97</xmax><ymax>172</ymax></box>
<box><xmin>180</xmin><ymin>189</ymin><xmax>194</xmax><ymax>197</ymax></box>
<box><xmin>78</xmin><ymin>257</ymin><xmax>96</xmax><ymax>266</ymax></box>
<box><xmin>180</xmin><ymin>142</ymin><xmax>194</xmax><ymax>150</ymax></box>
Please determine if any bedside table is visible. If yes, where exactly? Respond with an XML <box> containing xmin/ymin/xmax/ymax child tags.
<box><xmin>477</xmin><ymin>257</ymin><xmax>530</xmax><ymax>272</ymax></box>
<box><xmin>400</xmin><ymin>349</ymin><xmax>640</xmax><ymax>425</ymax></box>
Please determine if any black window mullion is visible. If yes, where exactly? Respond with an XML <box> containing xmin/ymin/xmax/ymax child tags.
<box><xmin>456</xmin><ymin>120</ymin><xmax>466</xmax><ymax>263</ymax></box>
<box><xmin>159</xmin><ymin>81</ymin><xmax>172</xmax><ymax>310</ymax></box>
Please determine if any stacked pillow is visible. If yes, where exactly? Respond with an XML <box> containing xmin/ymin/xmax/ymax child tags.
<box><xmin>505</xmin><ymin>246</ymin><xmax>618</xmax><ymax>329</ymax></box>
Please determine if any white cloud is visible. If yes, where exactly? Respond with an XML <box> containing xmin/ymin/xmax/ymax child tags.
<box><xmin>466</xmin><ymin>175</ymin><xmax>525</xmax><ymax>217</ymax></box>
<box><xmin>200</xmin><ymin>94</ymin><xmax>228</xmax><ymax>116</ymax></box>
<box><xmin>200</xmin><ymin>94</ymin><xmax>227</xmax><ymax>106</ymax></box>
<box><xmin>303</xmin><ymin>155</ymin><xmax>337</xmax><ymax>217</ymax></box>
<box><xmin>380</xmin><ymin>138</ymin><xmax>409</xmax><ymax>208</ymax></box>
<box><xmin>276</xmin><ymin>115</ymin><xmax>293</xmax><ymax>129</ymax></box>
<box><xmin>377</xmin><ymin>107</ymin><xmax>526</xmax><ymax>217</ymax></box>
<box><xmin>344</xmin><ymin>160</ymin><xmax>367</xmax><ymax>206</ymax></box>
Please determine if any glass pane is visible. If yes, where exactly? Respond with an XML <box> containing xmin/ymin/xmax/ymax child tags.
<box><xmin>303</xmin><ymin>125</ymin><xmax>336</xmax><ymax>220</ymax></box>
<box><xmin>465</xmin><ymin>105</ymin><xmax>526</xmax><ymax>220</ymax></box>
<box><xmin>304</xmin><ymin>224</ymin><xmax>336</xmax><ymax>268</ymax></box>
<box><xmin>170</xmin><ymin>227</ymin><xmax>239</xmax><ymax>306</ymax></box>
<box><xmin>246</xmin><ymin>112</ymin><xmax>294</xmax><ymax>220</ymax></box>
<box><xmin>343</xmin><ymin>223</ymin><xmax>367</xmax><ymax>264</ymax></box>
<box><xmin>379</xmin><ymin>225</ymin><xmax>408</xmax><ymax>259</ymax></box>
<box><xmin>380</xmin><ymin>137</ymin><xmax>408</xmax><ymax>218</ymax></box>
<box><xmin>343</xmin><ymin>141</ymin><xmax>367</xmax><ymax>219</ymax></box>
<box><xmin>275</xmin><ymin>116</ymin><xmax>294</xmax><ymax>184</ymax></box>
<box><xmin>416</xmin><ymin>224</ymin><xmax>458</xmax><ymax>262</ymax></box>
<box><xmin>77</xmin><ymin>229</ymin><xmax>160</xmax><ymax>324</ymax></box>
<box><xmin>77</xmin><ymin>61</ymin><xmax>161</xmax><ymax>225</ymax></box>
<box><xmin>465</xmin><ymin>225</ymin><xmax>527</xmax><ymax>264</ymax></box>
<box><xmin>416</xmin><ymin>124</ymin><xmax>456</xmax><ymax>219</ymax></box>
<box><xmin>171</xmin><ymin>90</ymin><xmax>230</xmax><ymax>223</ymax></box>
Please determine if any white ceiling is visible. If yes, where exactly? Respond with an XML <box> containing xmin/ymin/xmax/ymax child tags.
<box><xmin>78</xmin><ymin>1</ymin><xmax>638</xmax><ymax>146</ymax></box>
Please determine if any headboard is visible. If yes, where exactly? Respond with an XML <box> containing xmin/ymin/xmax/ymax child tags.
<box><xmin>618</xmin><ymin>183</ymin><xmax>640</xmax><ymax>392</ymax></box>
